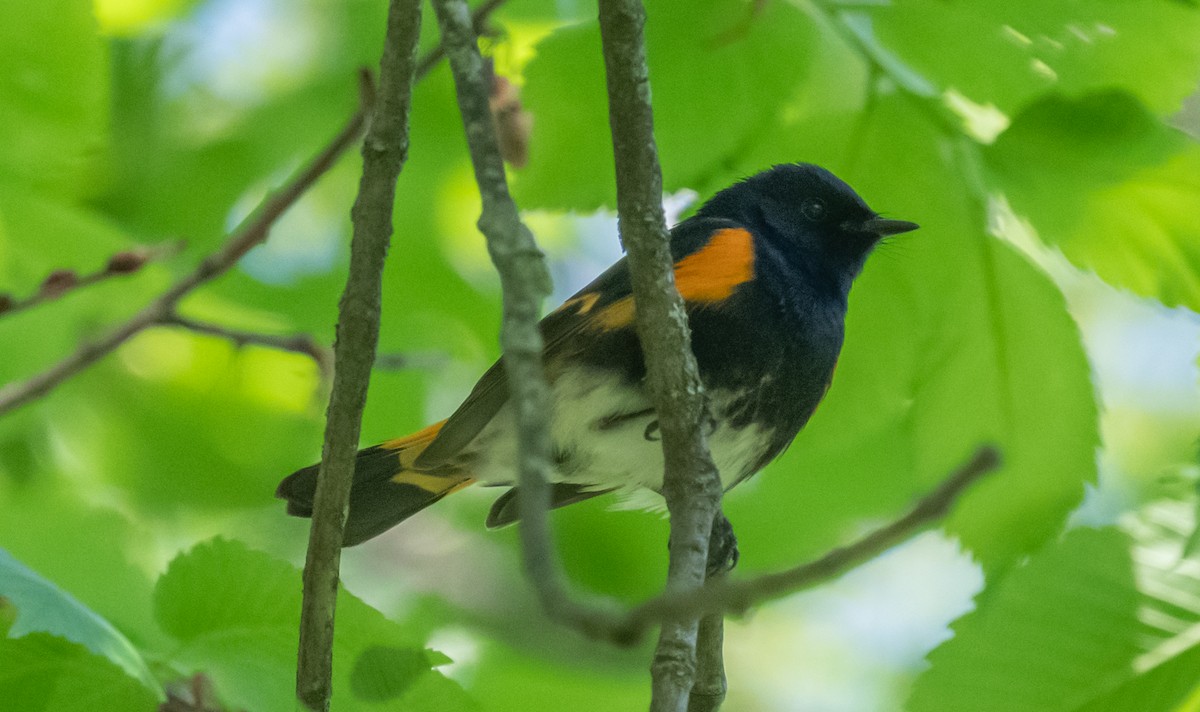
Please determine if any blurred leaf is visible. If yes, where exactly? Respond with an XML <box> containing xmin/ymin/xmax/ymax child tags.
<box><xmin>987</xmin><ymin>91</ymin><xmax>1200</xmax><ymax>311</ymax></box>
<box><xmin>0</xmin><ymin>633</ymin><xmax>160</xmax><ymax>712</ymax></box>
<box><xmin>0</xmin><ymin>548</ymin><xmax>159</xmax><ymax>691</ymax></box>
<box><xmin>470</xmin><ymin>639</ymin><xmax>647</xmax><ymax>712</ymax></box>
<box><xmin>517</xmin><ymin>0</ymin><xmax>817</xmax><ymax>210</ymax></box>
<box><xmin>351</xmin><ymin>646</ymin><xmax>444</xmax><ymax>702</ymax></box>
<box><xmin>43</xmin><ymin>333</ymin><xmax>322</xmax><ymax>514</ymax></box>
<box><xmin>908</xmin><ymin>527</ymin><xmax>1141</xmax><ymax>712</ymax></box>
<box><xmin>865</xmin><ymin>0</ymin><xmax>1200</xmax><ymax>116</ymax></box>
<box><xmin>154</xmin><ymin>538</ymin><xmax>470</xmax><ymax>711</ymax></box>
<box><xmin>95</xmin><ymin>0</ymin><xmax>198</xmax><ymax>37</ymax></box>
<box><xmin>0</xmin><ymin>0</ymin><xmax>108</xmax><ymax>197</ymax></box>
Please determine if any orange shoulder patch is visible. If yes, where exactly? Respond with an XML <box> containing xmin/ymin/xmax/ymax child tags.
<box><xmin>585</xmin><ymin>228</ymin><xmax>755</xmax><ymax>332</ymax></box>
<box><xmin>673</xmin><ymin>227</ymin><xmax>755</xmax><ymax>303</ymax></box>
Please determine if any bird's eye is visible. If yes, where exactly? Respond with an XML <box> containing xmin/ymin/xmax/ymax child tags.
<box><xmin>801</xmin><ymin>197</ymin><xmax>827</xmax><ymax>221</ymax></box>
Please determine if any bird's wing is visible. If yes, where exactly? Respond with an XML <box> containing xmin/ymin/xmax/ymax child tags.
<box><xmin>413</xmin><ymin>217</ymin><xmax>752</xmax><ymax>469</ymax></box>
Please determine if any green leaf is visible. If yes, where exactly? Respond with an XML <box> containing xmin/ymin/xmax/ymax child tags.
<box><xmin>350</xmin><ymin>646</ymin><xmax>442</xmax><ymax>702</ymax></box>
<box><xmin>154</xmin><ymin>538</ymin><xmax>471</xmax><ymax>712</ymax></box>
<box><xmin>517</xmin><ymin>0</ymin><xmax>818</xmax><ymax>210</ymax></box>
<box><xmin>908</xmin><ymin>527</ymin><xmax>1142</xmax><ymax>712</ymax></box>
<box><xmin>0</xmin><ymin>633</ymin><xmax>160</xmax><ymax>712</ymax></box>
<box><xmin>987</xmin><ymin>91</ymin><xmax>1200</xmax><ymax>311</ymax></box>
<box><xmin>865</xmin><ymin>0</ymin><xmax>1200</xmax><ymax>116</ymax></box>
<box><xmin>912</xmin><ymin>498</ymin><xmax>1200</xmax><ymax>712</ymax></box>
<box><xmin>726</xmin><ymin>94</ymin><xmax>1098</xmax><ymax>573</ymax></box>
<box><xmin>0</xmin><ymin>549</ymin><xmax>159</xmax><ymax>692</ymax></box>
<box><xmin>0</xmin><ymin>0</ymin><xmax>109</xmax><ymax>197</ymax></box>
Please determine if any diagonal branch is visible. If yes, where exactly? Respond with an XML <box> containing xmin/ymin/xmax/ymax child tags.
<box><xmin>0</xmin><ymin>92</ymin><xmax>369</xmax><ymax>419</ymax></box>
<box><xmin>294</xmin><ymin>0</ymin><xmax>423</xmax><ymax>709</ymax></box>
<box><xmin>431</xmin><ymin>0</ymin><xmax>626</xmax><ymax>636</ymax></box>
<box><xmin>0</xmin><ymin>241</ymin><xmax>184</xmax><ymax>320</ymax></box>
<box><xmin>597</xmin><ymin>1</ymin><xmax>723</xmax><ymax>710</ymax></box>
<box><xmin>161</xmin><ymin>313</ymin><xmax>334</xmax><ymax>381</ymax></box>
<box><xmin>0</xmin><ymin>0</ymin><xmax>511</xmax><ymax>422</ymax></box>
<box><xmin>616</xmin><ymin>446</ymin><xmax>1002</xmax><ymax>638</ymax></box>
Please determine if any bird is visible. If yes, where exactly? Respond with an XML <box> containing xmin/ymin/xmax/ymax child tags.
<box><xmin>277</xmin><ymin>163</ymin><xmax>917</xmax><ymax>552</ymax></box>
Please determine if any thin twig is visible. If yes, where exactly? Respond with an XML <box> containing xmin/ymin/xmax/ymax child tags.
<box><xmin>0</xmin><ymin>103</ymin><xmax>368</xmax><ymax>419</ymax></box>
<box><xmin>615</xmin><ymin>447</ymin><xmax>1002</xmax><ymax>638</ymax></box>
<box><xmin>432</xmin><ymin>0</ymin><xmax>626</xmax><ymax>635</ymax></box>
<box><xmin>294</xmin><ymin>1</ymin><xmax>423</xmax><ymax>709</ymax></box>
<box><xmin>162</xmin><ymin>313</ymin><xmax>334</xmax><ymax>378</ymax></box>
<box><xmin>597</xmin><ymin>1</ymin><xmax>723</xmax><ymax>710</ymax></box>
<box><xmin>0</xmin><ymin>242</ymin><xmax>185</xmax><ymax>320</ymax></box>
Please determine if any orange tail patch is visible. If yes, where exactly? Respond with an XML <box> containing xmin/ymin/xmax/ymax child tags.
<box><xmin>383</xmin><ymin>419</ymin><xmax>476</xmax><ymax>494</ymax></box>
<box><xmin>278</xmin><ymin>418</ymin><xmax>476</xmax><ymax>546</ymax></box>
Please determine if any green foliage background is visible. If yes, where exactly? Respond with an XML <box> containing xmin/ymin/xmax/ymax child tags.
<box><xmin>1</xmin><ymin>0</ymin><xmax>1199</xmax><ymax>709</ymax></box>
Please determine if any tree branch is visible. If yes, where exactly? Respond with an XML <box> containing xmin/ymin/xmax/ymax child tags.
<box><xmin>597</xmin><ymin>1</ymin><xmax>723</xmax><ymax>710</ymax></box>
<box><xmin>161</xmin><ymin>313</ymin><xmax>334</xmax><ymax>380</ymax></box>
<box><xmin>294</xmin><ymin>0</ymin><xmax>423</xmax><ymax>709</ymax></box>
<box><xmin>431</xmin><ymin>0</ymin><xmax>626</xmax><ymax>636</ymax></box>
<box><xmin>0</xmin><ymin>242</ymin><xmax>183</xmax><ymax>320</ymax></box>
<box><xmin>617</xmin><ymin>446</ymin><xmax>1002</xmax><ymax>637</ymax></box>
<box><xmin>688</xmin><ymin>611</ymin><xmax>726</xmax><ymax>712</ymax></box>
<box><xmin>0</xmin><ymin>95</ymin><xmax>368</xmax><ymax>419</ymax></box>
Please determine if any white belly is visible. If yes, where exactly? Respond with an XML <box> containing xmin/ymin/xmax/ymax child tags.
<box><xmin>468</xmin><ymin>367</ymin><xmax>775</xmax><ymax>507</ymax></box>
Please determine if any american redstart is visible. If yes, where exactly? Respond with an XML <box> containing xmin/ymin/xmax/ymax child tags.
<box><xmin>277</xmin><ymin>163</ymin><xmax>917</xmax><ymax>547</ymax></box>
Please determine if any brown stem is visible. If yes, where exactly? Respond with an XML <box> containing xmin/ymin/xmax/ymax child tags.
<box><xmin>294</xmin><ymin>1</ymin><xmax>423</xmax><ymax>709</ymax></box>
<box><xmin>161</xmin><ymin>313</ymin><xmax>333</xmax><ymax>380</ymax></box>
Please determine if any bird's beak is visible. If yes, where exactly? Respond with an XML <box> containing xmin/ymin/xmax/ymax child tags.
<box><xmin>861</xmin><ymin>217</ymin><xmax>919</xmax><ymax>236</ymax></box>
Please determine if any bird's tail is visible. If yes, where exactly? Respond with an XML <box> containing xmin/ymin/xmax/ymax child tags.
<box><xmin>275</xmin><ymin>420</ymin><xmax>475</xmax><ymax>546</ymax></box>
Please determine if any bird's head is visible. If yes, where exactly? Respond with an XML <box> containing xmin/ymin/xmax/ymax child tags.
<box><xmin>697</xmin><ymin>163</ymin><xmax>918</xmax><ymax>292</ymax></box>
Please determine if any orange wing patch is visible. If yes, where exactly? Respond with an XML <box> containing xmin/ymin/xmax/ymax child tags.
<box><xmin>589</xmin><ymin>227</ymin><xmax>755</xmax><ymax>331</ymax></box>
<box><xmin>393</xmin><ymin>470</ymin><xmax>474</xmax><ymax>495</ymax></box>
<box><xmin>558</xmin><ymin>292</ymin><xmax>601</xmax><ymax>315</ymax></box>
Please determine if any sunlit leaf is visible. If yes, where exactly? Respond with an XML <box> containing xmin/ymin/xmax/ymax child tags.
<box><xmin>866</xmin><ymin>0</ymin><xmax>1200</xmax><ymax>116</ymax></box>
<box><xmin>908</xmin><ymin>527</ymin><xmax>1141</xmax><ymax>712</ymax></box>
<box><xmin>987</xmin><ymin>91</ymin><xmax>1200</xmax><ymax>311</ymax></box>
